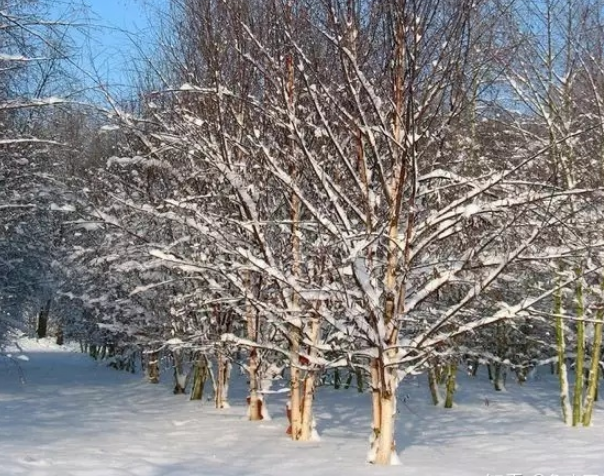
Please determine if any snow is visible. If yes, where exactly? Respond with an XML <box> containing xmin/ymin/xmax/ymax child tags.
<box><xmin>49</xmin><ymin>203</ymin><xmax>76</xmax><ymax>213</ymax></box>
<box><xmin>100</xmin><ymin>125</ymin><xmax>120</xmax><ymax>132</ymax></box>
<box><xmin>2</xmin><ymin>337</ymin><xmax>604</xmax><ymax>475</ymax></box>
<box><xmin>179</xmin><ymin>83</ymin><xmax>197</xmax><ymax>91</ymax></box>
<box><xmin>106</xmin><ymin>156</ymin><xmax>169</xmax><ymax>169</ymax></box>
<box><xmin>0</xmin><ymin>53</ymin><xmax>35</xmax><ymax>61</ymax></box>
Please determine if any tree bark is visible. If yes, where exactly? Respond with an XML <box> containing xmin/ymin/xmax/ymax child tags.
<box><xmin>493</xmin><ymin>362</ymin><xmax>506</xmax><ymax>391</ymax></box>
<box><xmin>444</xmin><ymin>362</ymin><xmax>458</xmax><ymax>409</ymax></box>
<box><xmin>299</xmin><ymin>372</ymin><xmax>317</xmax><ymax>441</ymax></box>
<box><xmin>289</xmin><ymin>351</ymin><xmax>303</xmax><ymax>439</ymax></box>
<box><xmin>582</xmin><ymin>330</ymin><xmax>602</xmax><ymax>426</ymax></box>
<box><xmin>298</xmin><ymin>315</ymin><xmax>321</xmax><ymax>441</ymax></box>
<box><xmin>248</xmin><ymin>349</ymin><xmax>263</xmax><ymax>420</ymax></box>
<box><xmin>190</xmin><ymin>354</ymin><xmax>209</xmax><ymax>401</ymax></box>
<box><xmin>148</xmin><ymin>350</ymin><xmax>160</xmax><ymax>384</ymax></box>
<box><xmin>428</xmin><ymin>363</ymin><xmax>441</xmax><ymax>406</ymax></box>
<box><xmin>172</xmin><ymin>349</ymin><xmax>187</xmax><ymax>394</ymax></box>
<box><xmin>554</xmin><ymin>277</ymin><xmax>572</xmax><ymax>425</ymax></box>
<box><xmin>369</xmin><ymin>358</ymin><xmax>382</xmax><ymax>459</ymax></box>
<box><xmin>583</xmin><ymin>276</ymin><xmax>604</xmax><ymax>427</ymax></box>
<box><xmin>214</xmin><ymin>353</ymin><xmax>231</xmax><ymax>409</ymax></box>
<box><xmin>369</xmin><ymin>361</ymin><xmax>398</xmax><ymax>465</ymax></box>
<box><xmin>245</xmin><ymin>270</ymin><xmax>263</xmax><ymax>421</ymax></box>
<box><xmin>36</xmin><ymin>299</ymin><xmax>51</xmax><ymax>339</ymax></box>
<box><xmin>573</xmin><ymin>272</ymin><xmax>585</xmax><ymax>426</ymax></box>
<box><xmin>55</xmin><ymin>326</ymin><xmax>64</xmax><ymax>346</ymax></box>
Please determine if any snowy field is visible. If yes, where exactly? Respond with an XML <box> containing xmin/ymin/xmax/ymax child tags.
<box><xmin>1</xmin><ymin>338</ymin><xmax>604</xmax><ymax>476</ymax></box>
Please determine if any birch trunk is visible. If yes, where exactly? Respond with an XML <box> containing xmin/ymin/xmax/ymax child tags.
<box><xmin>289</xmin><ymin>354</ymin><xmax>302</xmax><ymax>439</ymax></box>
<box><xmin>284</xmin><ymin>39</ymin><xmax>305</xmax><ymax>440</ymax></box>
<box><xmin>298</xmin><ymin>315</ymin><xmax>321</xmax><ymax>441</ymax></box>
<box><xmin>369</xmin><ymin>358</ymin><xmax>382</xmax><ymax>459</ymax></box>
<box><xmin>572</xmin><ymin>272</ymin><xmax>585</xmax><ymax>426</ymax></box>
<box><xmin>369</xmin><ymin>361</ymin><xmax>398</xmax><ymax>466</ymax></box>
<box><xmin>299</xmin><ymin>372</ymin><xmax>318</xmax><ymax>441</ymax></box>
<box><xmin>190</xmin><ymin>354</ymin><xmax>209</xmax><ymax>401</ymax></box>
<box><xmin>444</xmin><ymin>362</ymin><xmax>458</xmax><ymax>409</ymax></box>
<box><xmin>245</xmin><ymin>269</ymin><xmax>263</xmax><ymax>421</ymax></box>
<box><xmin>554</xmin><ymin>277</ymin><xmax>572</xmax><ymax>425</ymax></box>
<box><xmin>493</xmin><ymin>363</ymin><xmax>506</xmax><ymax>391</ymax></box>
<box><xmin>148</xmin><ymin>350</ymin><xmax>160</xmax><ymax>384</ymax></box>
<box><xmin>582</xmin><ymin>279</ymin><xmax>604</xmax><ymax>426</ymax></box>
<box><xmin>214</xmin><ymin>353</ymin><xmax>231</xmax><ymax>409</ymax></box>
<box><xmin>428</xmin><ymin>363</ymin><xmax>441</xmax><ymax>406</ymax></box>
<box><xmin>172</xmin><ymin>349</ymin><xmax>186</xmax><ymax>394</ymax></box>
<box><xmin>248</xmin><ymin>349</ymin><xmax>262</xmax><ymax>421</ymax></box>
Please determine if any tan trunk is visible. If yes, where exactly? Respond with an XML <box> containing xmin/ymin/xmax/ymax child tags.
<box><xmin>583</xmin><ymin>281</ymin><xmax>604</xmax><ymax>426</ymax></box>
<box><xmin>444</xmin><ymin>362</ymin><xmax>458</xmax><ymax>409</ymax></box>
<box><xmin>190</xmin><ymin>354</ymin><xmax>209</xmax><ymax>401</ymax></box>
<box><xmin>298</xmin><ymin>315</ymin><xmax>321</xmax><ymax>440</ymax></box>
<box><xmin>245</xmin><ymin>269</ymin><xmax>263</xmax><ymax>421</ymax></box>
<box><xmin>214</xmin><ymin>353</ymin><xmax>231</xmax><ymax>409</ymax></box>
<box><xmin>368</xmin><ymin>16</ymin><xmax>405</xmax><ymax>467</ymax></box>
<box><xmin>214</xmin><ymin>359</ymin><xmax>223</xmax><ymax>409</ymax></box>
<box><xmin>284</xmin><ymin>44</ymin><xmax>304</xmax><ymax>440</ymax></box>
<box><xmin>299</xmin><ymin>372</ymin><xmax>317</xmax><ymax>441</ymax></box>
<box><xmin>428</xmin><ymin>361</ymin><xmax>441</xmax><ymax>405</ymax></box>
<box><xmin>369</xmin><ymin>362</ymin><xmax>398</xmax><ymax>465</ymax></box>
<box><xmin>300</xmin><ymin>381</ymin><xmax>312</xmax><ymax>437</ymax></box>
<box><xmin>375</xmin><ymin>393</ymin><xmax>396</xmax><ymax>465</ymax></box>
<box><xmin>289</xmin><ymin>352</ymin><xmax>303</xmax><ymax>439</ymax></box>
<box><xmin>369</xmin><ymin>358</ymin><xmax>382</xmax><ymax>454</ymax></box>
<box><xmin>172</xmin><ymin>349</ymin><xmax>186</xmax><ymax>394</ymax></box>
<box><xmin>554</xmin><ymin>278</ymin><xmax>572</xmax><ymax>425</ymax></box>
<box><xmin>248</xmin><ymin>349</ymin><xmax>262</xmax><ymax>420</ymax></box>
<box><xmin>573</xmin><ymin>272</ymin><xmax>585</xmax><ymax>426</ymax></box>
<box><xmin>148</xmin><ymin>350</ymin><xmax>160</xmax><ymax>384</ymax></box>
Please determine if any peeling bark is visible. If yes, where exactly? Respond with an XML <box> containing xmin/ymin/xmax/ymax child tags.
<box><xmin>148</xmin><ymin>350</ymin><xmax>160</xmax><ymax>384</ymax></box>
<box><xmin>214</xmin><ymin>353</ymin><xmax>231</xmax><ymax>409</ymax></box>
<box><xmin>583</xmin><ymin>280</ymin><xmax>604</xmax><ymax>426</ymax></box>
<box><xmin>428</xmin><ymin>361</ymin><xmax>441</xmax><ymax>406</ymax></box>
<box><xmin>444</xmin><ymin>362</ymin><xmax>458</xmax><ymax>409</ymax></box>
<box><xmin>190</xmin><ymin>354</ymin><xmax>209</xmax><ymax>401</ymax></box>
<box><xmin>248</xmin><ymin>349</ymin><xmax>263</xmax><ymax>421</ymax></box>
<box><xmin>369</xmin><ymin>361</ymin><xmax>398</xmax><ymax>465</ymax></box>
<box><xmin>554</xmin><ymin>278</ymin><xmax>572</xmax><ymax>425</ymax></box>
<box><xmin>172</xmin><ymin>349</ymin><xmax>187</xmax><ymax>394</ymax></box>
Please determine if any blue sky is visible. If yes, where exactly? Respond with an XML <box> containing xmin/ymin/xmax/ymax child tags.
<box><xmin>71</xmin><ymin>0</ymin><xmax>161</xmax><ymax>93</ymax></box>
<box><xmin>86</xmin><ymin>0</ymin><xmax>145</xmax><ymax>27</ymax></box>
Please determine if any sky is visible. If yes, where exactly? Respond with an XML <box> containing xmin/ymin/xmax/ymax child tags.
<box><xmin>64</xmin><ymin>0</ymin><xmax>162</xmax><ymax>94</ymax></box>
<box><xmin>85</xmin><ymin>0</ymin><xmax>151</xmax><ymax>88</ymax></box>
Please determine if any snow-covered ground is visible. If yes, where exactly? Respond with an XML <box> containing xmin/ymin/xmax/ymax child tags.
<box><xmin>1</xmin><ymin>338</ymin><xmax>603</xmax><ymax>476</ymax></box>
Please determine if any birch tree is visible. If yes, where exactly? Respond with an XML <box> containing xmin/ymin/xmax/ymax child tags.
<box><xmin>188</xmin><ymin>0</ymin><xmax>600</xmax><ymax>464</ymax></box>
<box><xmin>0</xmin><ymin>0</ymin><xmax>84</xmax><ymax>345</ymax></box>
